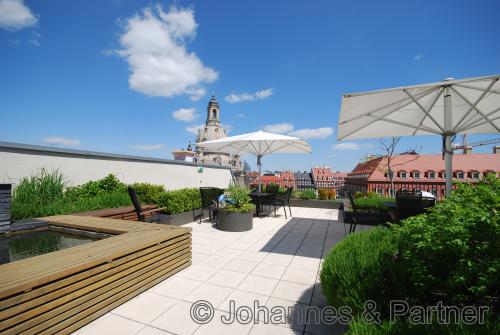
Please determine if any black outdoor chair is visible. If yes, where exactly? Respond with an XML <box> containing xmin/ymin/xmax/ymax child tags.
<box><xmin>127</xmin><ymin>187</ymin><xmax>168</xmax><ymax>223</ymax></box>
<box><xmin>197</xmin><ymin>187</ymin><xmax>224</xmax><ymax>224</ymax></box>
<box><xmin>395</xmin><ymin>190</ymin><xmax>435</xmax><ymax>224</ymax></box>
<box><xmin>345</xmin><ymin>192</ymin><xmax>390</xmax><ymax>235</ymax></box>
<box><xmin>259</xmin><ymin>183</ymin><xmax>280</xmax><ymax>213</ymax></box>
<box><xmin>272</xmin><ymin>186</ymin><xmax>294</xmax><ymax>219</ymax></box>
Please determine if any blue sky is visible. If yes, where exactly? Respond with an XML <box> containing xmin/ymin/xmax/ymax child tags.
<box><xmin>1</xmin><ymin>0</ymin><xmax>499</xmax><ymax>172</ymax></box>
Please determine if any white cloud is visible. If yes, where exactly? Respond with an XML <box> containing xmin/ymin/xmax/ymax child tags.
<box><xmin>225</xmin><ymin>88</ymin><xmax>273</xmax><ymax>103</ymax></box>
<box><xmin>263</xmin><ymin>123</ymin><xmax>294</xmax><ymax>134</ymax></box>
<box><xmin>289</xmin><ymin>127</ymin><xmax>334</xmax><ymax>139</ymax></box>
<box><xmin>0</xmin><ymin>0</ymin><xmax>37</xmax><ymax>31</ymax></box>
<box><xmin>332</xmin><ymin>142</ymin><xmax>374</xmax><ymax>151</ymax></box>
<box><xmin>172</xmin><ymin>107</ymin><xmax>198</xmax><ymax>122</ymax></box>
<box><xmin>413</xmin><ymin>54</ymin><xmax>423</xmax><ymax>61</ymax></box>
<box><xmin>116</xmin><ymin>5</ymin><xmax>218</xmax><ymax>100</ymax></box>
<box><xmin>222</xmin><ymin>124</ymin><xmax>233</xmax><ymax>134</ymax></box>
<box><xmin>130</xmin><ymin>144</ymin><xmax>165</xmax><ymax>151</ymax></box>
<box><xmin>186</xmin><ymin>124</ymin><xmax>204</xmax><ymax>135</ymax></box>
<box><xmin>27</xmin><ymin>38</ymin><xmax>39</xmax><ymax>46</ymax></box>
<box><xmin>42</xmin><ymin>136</ymin><xmax>81</xmax><ymax>147</ymax></box>
<box><xmin>235</xmin><ymin>113</ymin><xmax>245</xmax><ymax>118</ymax></box>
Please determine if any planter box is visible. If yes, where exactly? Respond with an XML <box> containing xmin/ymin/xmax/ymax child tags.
<box><xmin>217</xmin><ymin>211</ymin><xmax>253</xmax><ymax>232</ymax></box>
<box><xmin>160</xmin><ymin>209</ymin><xmax>207</xmax><ymax>226</ymax></box>
<box><xmin>290</xmin><ymin>199</ymin><xmax>342</xmax><ymax>209</ymax></box>
<box><xmin>340</xmin><ymin>207</ymin><xmax>391</xmax><ymax>225</ymax></box>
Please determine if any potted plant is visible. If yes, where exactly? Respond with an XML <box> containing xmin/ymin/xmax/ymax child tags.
<box><xmin>217</xmin><ymin>186</ymin><xmax>255</xmax><ymax>232</ymax></box>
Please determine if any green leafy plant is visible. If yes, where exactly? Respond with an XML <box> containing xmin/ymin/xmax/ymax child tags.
<box><xmin>299</xmin><ymin>189</ymin><xmax>316</xmax><ymax>200</ymax></box>
<box><xmin>130</xmin><ymin>182</ymin><xmax>166</xmax><ymax>204</ymax></box>
<box><xmin>64</xmin><ymin>174</ymin><xmax>126</xmax><ymax>200</ymax></box>
<box><xmin>219</xmin><ymin>186</ymin><xmax>255</xmax><ymax>213</ymax></box>
<box><xmin>354</xmin><ymin>196</ymin><xmax>394</xmax><ymax>210</ymax></box>
<box><xmin>12</xmin><ymin>168</ymin><xmax>66</xmax><ymax>206</ymax></box>
<box><xmin>156</xmin><ymin>188</ymin><xmax>201</xmax><ymax>215</ymax></box>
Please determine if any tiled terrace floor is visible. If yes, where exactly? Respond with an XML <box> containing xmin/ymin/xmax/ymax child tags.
<box><xmin>74</xmin><ymin>207</ymin><xmax>369</xmax><ymax>335</ymax></box>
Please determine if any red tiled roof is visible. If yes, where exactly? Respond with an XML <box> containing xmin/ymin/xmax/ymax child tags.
<box><xmin>351</xmin><ymin>153</ymin><xmax>499</xmax><ymax>182</ymax></box>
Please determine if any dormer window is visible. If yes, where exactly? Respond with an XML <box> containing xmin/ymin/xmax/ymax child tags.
<box><xmin>428</xmin><ymin>172</ymin><xmax>436</xmax><ymax>179</ymax></box>
<box><xmin>472</xmin><ymin>172</ymin><xmax>480</xmax><ymax>179</ymax></box>
<box><xmin>457</xmin><ymin>172</ymin><xmax>464</xmax><ymax>179</ymax></box>
<box><xmin>400</xmin><ymin>172</ymin><xmax>407</xmax><ymax>179</ymax></box>
<box><xmin>413</xmin><ymin>172</ymin><xmax>420</xmax><ymax>179</ymax></box>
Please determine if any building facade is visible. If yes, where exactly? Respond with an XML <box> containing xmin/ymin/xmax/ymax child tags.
<box><xmin>345</xmin><ymin>150</ymin><xmax>500</xmax><ymax>200</ymax></box>
<box><xmin>294</xmin><ymin>171</ymin><xmax>315</xmax><ymax>190</ymax></box>
<box><xmin>194</xmin><ymin>95</ymin><xmax>242</xmax><ymax>171</ymax></box>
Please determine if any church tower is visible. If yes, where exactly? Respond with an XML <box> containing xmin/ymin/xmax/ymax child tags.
<box><xmin>194</xmin><ymin>94</ymin><xmax>242</xmax><ymax>172</ymax></box>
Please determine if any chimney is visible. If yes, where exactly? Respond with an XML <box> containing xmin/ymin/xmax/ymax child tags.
<box><xmin>494</xmin><ymin>146</ymin><xmax>500</xmax><ymax>154</ymax></box>
<box><xmin>463</xmin><ymin>146</ymin><xmax>472</xmax><ymax>154</ymax></box>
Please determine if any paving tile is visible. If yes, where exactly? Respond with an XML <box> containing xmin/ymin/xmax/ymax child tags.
<box><xmin>184</xmin><ymin>282</ymin><xmax>233</xmax><ymax>307</ymax></box>
<box><xmin>219</xmin><ymin>289</ymin><xmax>269</xmax><ymax>315</ymax></box>
<box><xmin>193</xmin><ymin>310</ymin><xmax>253</xmax><ymax>335</ymax></box>
<box><xmin>237</xmin><ymin>275</ymin><xmax>279</xmax><ymax>296</ymax></box>
<box><xmin>213</xmin><ymin>248</ymin><xmax>244</xmax><ymax>259</ymax></box>
<box><xmin>264</xmin><ymin>297</ymin><xmax>308</xmax><ymax>331</ymax></box>
<box><xmin>136</xmin><ymin>326</ymin><xmax>176</xmax><ymax>335</ymax></box>
<box><xmin>249</xmin><ymin>323</ymin><xmax>302</xmax><ymax>335</ymax></box>
<box><xmin>176</xmin><ymin>264</ymin><xmax>219</xmax><ymax>282</ymax></box>
<box><xmin>237</xmin><ymin>251</ymin><xmax>269</xmax><ymax>262</ymax></box>
<box><xmin>251</xmin><ymin>263</ymin><xmax>287</xmax><ymax>279</ymax></box>
<box><xmin>150</xmin><ymin>276</ymin><xmax>202</xmax><ymax>300</ymax></box>
<box><xmin>76</xmin><ymin>314</ymin><xmax>144</xmax><ymax>335</ymax></box>
<box><xmin>224</xmin><ymin>259</ymin><xmax>259</xmax><ymax>274</ymax></box>
<box><xmin>206</xmin><ymin>269</ymin><xmax>247</xmax><ymax>288</ymax></box>
<box><xmin>281</xmin><ymin>268</ymin><xmax>317</xmax><ymax>285</ymax></box>
<box><xmin>112</xmin><ymin>292</ymin><xmax>177</xmax><ymax>324</ymax></box>
<box><xmin>289</xmin><ymin>256</ymin><xmax>321</xmax><ymax>271</ymax></box>
<box><xmin>271</xmin><ymin>281</ymin><xmax>313</xmax><ymax>304</ymax></box>
<box><xmin>261</xmin><ymin>253</ymin><xmax>294</xmax><ymax>267</ymax></box>
<box><xmin>151</xmin><ymin>300</ymin><xmax>201</xmax><ymax>335</ymax></box>
<box><xmin>200</xmin><ymin>255</ymin><xmax>234</xmax><ymax>269</ymax></box>
<box><xmin>227</xmin><ymin>241</ymin><xmax>253</xmax><ymax>250</ymax></box>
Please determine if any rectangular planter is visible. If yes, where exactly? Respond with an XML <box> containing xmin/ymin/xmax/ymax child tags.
<box><xmin>340</xmin><ymin>207</ymin><xmax>392</xmax><ymax>225</ymax></box>
<box><xmin>160</xmin><ymin>209</ymin><xmax>208</xmax><ymax>226</ymax></box>
<box><xmin>290</xmin><ymin>199</ymin><xmax>343</xmax><ymax>209</ymax></box>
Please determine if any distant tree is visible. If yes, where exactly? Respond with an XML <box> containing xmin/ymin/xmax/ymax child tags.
<box><xmin>380</xmin><ymin>137</ymin><xmax>401</xmax><ymax>196</ymax></box>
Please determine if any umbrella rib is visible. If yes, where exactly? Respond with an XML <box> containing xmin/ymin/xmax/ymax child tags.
<box><xmin>411</xmin><ymin>88</ymin><xmax>443</xmax><ymax>136</ymax></box>
<box><xmin>340</xmin><ymin>87</ymin><xmax>438</xmax><ymax>124</ymax></box>
<box><xmin>249</xmin><ymin>141</ymin><xmax>260</xmax><ymax>156</ymax></box>
<box><xmin>458</xmin><ymin>106</ymin><xmax>500</xmax><ymax>132</ymax></box>
<box><xmin>458</xmin><ymin>109</ymin><xmax>500</xmax><ymax>132</ymax></box>
<box><xmin>339</xmin><ymin>87</ymin><xmax>439</xmax><ymax>139</ymax></box>
<box><xmin>404</xmin><ymin>88</ymin><xmax>444</xmax><ymax>133</ymax></box>
<box><xmin>454</xmin><ymin>83</ymin><xmax>500</xmax><ymax>95</ymax></box>
<box><xmin>263</xmin><ymin>140</ymin><xmax>273</xmax><ymax>155</ymax></box>
<box><xmin>451</xmin><ymin>82</ymin><xmax>500</xmax><ymax>133</ymax></box>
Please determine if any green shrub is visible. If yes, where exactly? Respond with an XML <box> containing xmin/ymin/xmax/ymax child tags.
<box><xmin>130</xmin><ymin>182</ymin><xmax>166</xmax><ymax>204</ymax></box>
<box><xmin>64</xmin><ymin>174</ymin><xmax>126</xmax><ymax>200</ymax></box>
<box><xmin>392</xmin><ymin>175</ymin><xmax>500</xmax><ymax>310</ymax></box>
<box><xmin>12</xmin><ymin>168</ymin><xmax>66</xmax><ymax>206</ymax></box>
<box><xmin>318</xmin><ymin>189</ymin><xmax>329</xmax><ymax>200</ymax></box>
<box><xmin>355</xmin><ymin>196</ymin><xmax>394</xmax><ymax>210</ymax></box>
<box><xmin>156</xmin><ymin>188</ymin><xmax>201</xmax><ymax>214</ymax></box>
<box><xmin>219</xmin><ymin>185</ymin><xmax>255</xmax><ymax>213</ymax></box>
<box><xmin>299</xmin><ymin>189</ymin><xmax>317</xmax><ymax>200</ymax></box>
<box><xmin>347</xmin><ymin>317</ymin><xmax>499</xmax><ymax>335</ymax></box>
<box><xmin>320</xmin><ymin>227</ymin><xmax>399</xmax><ymax>317</ymax></box>
<box><xmin>12</xmin><ymin>192</ymin><xmax>131</xmax><ymax>219</ymax></box>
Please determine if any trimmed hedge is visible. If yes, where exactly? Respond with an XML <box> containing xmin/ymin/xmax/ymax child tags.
<box><xmin>156</xmin><ymin>188</ymin><xmax>201</xmax><ymax>215</ymax></box>
<box><xmin>320</xmin><ymin>175</ymin><xmax>500</xmax><ymax>333</ymax></box>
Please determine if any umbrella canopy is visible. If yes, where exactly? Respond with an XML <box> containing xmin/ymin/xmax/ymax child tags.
<box><xmin>196</xmin><ymin>130</ymin><xmax>312</xmax><ymax>191</ymax></box>
<box><xmin>337</xmin><ymin>74</ymin><xmax>500</xmax><ymax>196</ymax></box>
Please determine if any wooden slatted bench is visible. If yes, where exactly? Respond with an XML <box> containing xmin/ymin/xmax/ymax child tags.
<box><xmin>75</xmin><ymin>205</ymin><xmax>159</xmax><ymax>221</ymax></box>
<box><xmin>0</xmin><ymin>215</ymin><xmax>192</xmax><ymax>335</ymax></box>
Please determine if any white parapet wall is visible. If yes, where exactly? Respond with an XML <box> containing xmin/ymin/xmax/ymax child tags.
<box><xmin>0</xmin><ymin>141</ymin><xmax>233</xmax><ymax>190</ymax></box>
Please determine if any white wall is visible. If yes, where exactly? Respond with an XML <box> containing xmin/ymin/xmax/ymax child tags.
<box><xmin>0</xmin><ymin>142</ymin><xmax>233</xmax><ymax>190</ymax></box>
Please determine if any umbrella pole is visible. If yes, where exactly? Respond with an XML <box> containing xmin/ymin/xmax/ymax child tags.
<box><xmin>444</xmin><ymin>87</ymin><xmax>453</xmax><ymax>197</ymax></box>
<box><xmin>257</xmin><ymin>155</ymin><xmax>263</xmax><ymax>192</ymax></box>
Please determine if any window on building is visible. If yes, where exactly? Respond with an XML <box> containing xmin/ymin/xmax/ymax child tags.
<box><xmin>428</xmin><ymin>172</ymin><xmax>436</xmax><ymax>179</ymax></box>
<box><xmin>457</xmin><ymin>172</ymin><xmax>464</xmax><ymax>179</ymax></box>
<box><xmin>442</xmin><ymin>172</ymin><xmax>447</xmax><ymax>178</ymax></box>
<box><xmin>388</xmin><ymin>188</ymin><xmax>395</xmax><ymax>197</ymax></box>
<box><xmin>472</xmin><ymin>172</ymin><xmax>480</xmax><ymax>179</ymax></box>
<box><xmin>376</xmin><ymin>187</ymin><xmax>383</xmax><ymax>195</ymax></box>
<box><xmin>413</xmin><ymin>172</ymin><xmax>420</xmax><ymax>179</ymax></box>
<box><xmin>431</xmin><ymin>189</ymin><xmax>437</xmax><ymax>196</ymax></box>
<box><xmin>400</xmin><ymin>172</ymin><xmax>407</xmax><ymax>178</ymax></box>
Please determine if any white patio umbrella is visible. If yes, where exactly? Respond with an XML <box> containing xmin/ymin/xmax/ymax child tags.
<box><xmin>196</xmin><ymin>130</ymin><xmax>312</xmax><ymax>191</ymax></box>
<box><xmin>337</xmin><ymin>74</ymin><xmax>500</xmax><ymax>196</ymax></box>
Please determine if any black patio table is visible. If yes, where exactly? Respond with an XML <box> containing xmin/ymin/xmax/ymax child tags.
<box><xmin>250</xmin><ymin>192</ymin><xmax>273</xmax><ymax>217</ymax></box>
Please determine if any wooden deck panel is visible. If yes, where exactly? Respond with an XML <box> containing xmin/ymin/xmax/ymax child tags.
<box><xmin>0</xmin><ymin>215</ymin><xmax>192</xmax><ymax>334</ymax></box>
